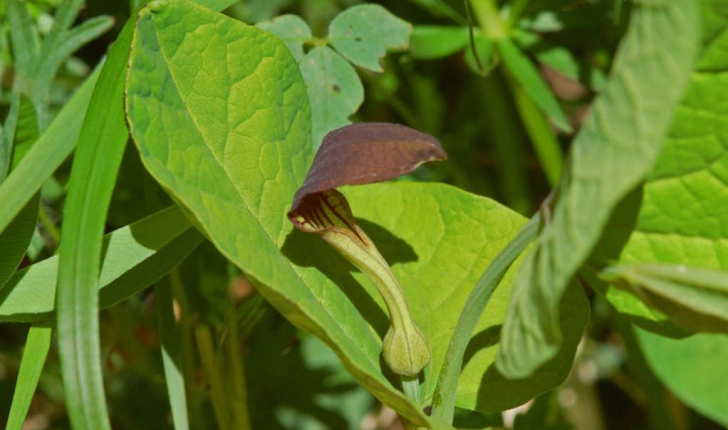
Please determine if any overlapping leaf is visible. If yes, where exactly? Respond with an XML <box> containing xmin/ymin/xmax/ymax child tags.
<box><xmin>496</xmin><ymin>0</ymin><xmax>700</xmax><ymax>378</ymax></box>
<box><xmin>124</xmin><ymin>2</ymin><xmax>585</xmax><ymax>424</ymax></box>
<box><xmin>589</xmin><ymin>1</ymin><xmax>728</xmax><ymax>424</ymax></box>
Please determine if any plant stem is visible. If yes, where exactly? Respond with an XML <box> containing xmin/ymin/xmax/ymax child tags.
<box><xmin>196</xmin><ymin>325</ymin><xmax>230</xmax><ymax>430</ymax></box>
<box><xmin>504</xmin><ymin>70</ymin><xmax>564</xmax><ymax>187</ymax></box>
<box><xmin>224</xmin><ymin>306</ymin><xmax>252</xmax><ymax>430</ymax></box>
<box><xmin>401</xmin><ymin>374</ymin><xmax>421</xmax><ymax>405</ymax></box>
<box><xmin>430</xmin><ymin>214</ymin><xmax>540</xmax><ymax>423</ymax></box>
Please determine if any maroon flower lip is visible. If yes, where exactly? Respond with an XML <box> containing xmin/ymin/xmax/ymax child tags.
<box><xmin>288</xmin><ymin>122</ymin><xmax>447</xmax><ymax>221</ymax></box>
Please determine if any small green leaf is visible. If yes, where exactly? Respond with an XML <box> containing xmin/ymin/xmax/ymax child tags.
<box><xmin>328</xmin><ymin>4</ymin><xmax>411</xmax><ymax>72</ymax></box>
<box><xmin>409</xmin><ymin>26</ymin><xmax>469</xmax><ymax>60</ymax></box>
<box><xmin>256</xmin><ymin>15</ymin><xmax>312</xmax><ymax>62</ymax></box>
<box><xmin>300</xmin><ymin>46</ymin><xmax>363</xmax><ymax>147</ymax></box>
<box><xmin>498</xmin><ymin>38</ymin><xmax>572</xmax><ymax>133</ymax></box>
<box><xmin>496</xmin><ymin>0</ymin><xmax>699</xmax><ymax>379</ymax></box>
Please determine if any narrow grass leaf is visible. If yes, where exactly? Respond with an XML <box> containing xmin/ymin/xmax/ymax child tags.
<box><xmin>0</xmin><ymin>205</ymin><xmax>201</xmax><ymax>320</ymax></box>
<box><xmin>0</xmin><ymin>95</ymin><xmax>40</xmax><ymax>289</ymax></box>
<box><xmin>496</xmin><ymin>0</ymin><xmax>699</xmax><ymax>379</ymax></box>
<box><xmin>55</xmin><ymin>16</ymin><xmax>136</xmax><ymax>429</ymax></box>
<box><xmin>155</xmin><ymin>277</ymin><xmax>190</xmax><ymax>430</ymax></box>
<box><xmin>0</xmin><ymin>68</ymin><xmax>99</xmax><ymax>236</ymax></box>
<box><xmin>4</xmin><ymin>325</ymin><xmax>53</xmax><ymax>430</ymax></box>
<box><xmin>498</xmin><ymin>38</ymin><xmax>571</xmax><ymax>133</ymax></box>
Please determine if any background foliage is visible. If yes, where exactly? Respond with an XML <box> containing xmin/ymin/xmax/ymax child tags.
<box><xmin>0</xmin><ymin>0</ymin><xmax>726</xmax><ymax>429</ymax></box>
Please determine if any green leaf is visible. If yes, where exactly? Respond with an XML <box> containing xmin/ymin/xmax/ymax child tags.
<box><xmin>4</xmin><ymin>325</ymin><xmax>53</xmax><ymax>430</ymax></box>
<box><xmin>636</xmin><ymin>328</ymin><xmax>728</xmax><ymax>427</ymax></box>
<box><xmin>409</xmin><ymin>26</ymin><xmax>469</xmax><ymax>60</ymax></box>
<box><xmin>0</xmin><ymin>205</ymin><xmax>202</xmax><ymax>322</ymax></box>
<box><xmin>0</xmin><ymin>68</ymin><xmax>98</xmax><ymax>236</ymax></box>
<box><xmin>587</xmin><ymin>2</ymin><xmax>728</xmax><ymax>423</ymax></box>
<box><xmin>496</xmin><ymin>0</ymin><xmax>700</xmax><ymax>379</ymax></box>
<box><xmin>155</xmin><ymin>277</ymin><xmax>190</xmax><ymax>430</ymax></box>
<box><xmin>300</xmin><ymin>46</ymin><xmax>363</xmax><ymax>148</ymax></box>
<box><xmin>328</xmin><ymin>4</ymin><xmax>411</xmax><ymax>72</ymax></box>
<box><xmin>124</xmin><ymin>1</ymin><xmax>578</xmax><ymax>423</ymax></box>
<box><xmin>602</xmin><ymin>264</ymin><xmax>728</xmax><ymax>334</ymax></box>
<box><xmin>0</xmin><ymin>95</ymin><xmax>40</xmax><ymax>290</ymax></box>
<box><xmin>497</xmin><ymin>38</ymin><xmax>571</xmax><ymax>133</ymax></box>
<box><xmin>256</xmin><ymin>14</ymin><xmax>312</xmax><ymax>62</ymax></box>
<box><xmin>463</xmin><ymin>35</ymin><xmax>494</xmax><ymax>76</ymax></box>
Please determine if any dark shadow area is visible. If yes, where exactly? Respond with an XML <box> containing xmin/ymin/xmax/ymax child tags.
<box><xmin>587</xmin><ymin>184</ymin><xmax>643</xmax><ymax>267</ymax></box>
<box><xmin>281</xmin><ymin>218</ymin><xmax>418</xmax><ymax>341</ymax></box>
<box><xmin>247</xmin><ymin>310</ymin><xmax>374</xmax><ymax>430</ymax></box>
<box><xmin>462</xmin><ymin>324</ymin><xmax>501</xmax><ymax>370</ymax></box>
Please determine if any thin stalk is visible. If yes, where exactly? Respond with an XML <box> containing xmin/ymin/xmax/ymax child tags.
<box><xmin>224</xmin><ymin>306</ymin><xmax>252</xmax><ymax>430</ymax></box>
<box><xmin>430</xmin><ymin>214</ymin><xmax>540</xmax><ymax>423</ymax></box>
<box><xmin>480</xmin><ymin>72</ymin><xmax>532</xmax><ymax>214</ymax></box>
<box><xmin>195</xmin><ymin>325</ymin><xmax>230</xmax><ymax>430</ymax></box>
<box><xmin>504</xmin><ymin>70</ymin><xmax>564</xmax><ymax>187</ymax></box>
<box><xmin>401</xmin><ymin>375</ymin><xmax>421</xmax><ymax>405</ymax></box>
<box><xmin>38</xmin><ymin>205</ymin><xmax>60</xmax><ymax>247</ymax></box>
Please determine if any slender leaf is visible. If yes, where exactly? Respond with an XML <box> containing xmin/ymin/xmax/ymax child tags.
<box><xmin>496</xmin><ymin>0</ymin><xmax>699</xmax><ymax>378</ymax></box>
<box><xmin>6</xmin><ymin>0</ymin><xmax>39</xmax><ymax>78</ymax></box>
<box><xmin>0</xmin><ymin>205</ymin><xmax>202</xmax><ymax>322</ymax></box>
<box><xmin>602</xmin><ymin>264</ymin><xmax>728</xmax><ymax>334</ymax></box>
<box><xmin>4</xmin><ymin>325</ymin><xmax>53</xmax><ymax>430</ymax></box>
<box><xmin>498</xmin><ymin>38</ymin><xmax>571</xmax><ymax>133</ymax></box>
<box><xmin>34</xmin><ymin>16</ymin><xmax>114</xmax><ymax>105</ymax></box>
<box><xmin>0</xmin><ymin>96</ymin><xmax>40</xmax><ymax>289</ymax></box>
<box><xmin>155</xmin><ymin>277</ymin><xmax>191</xmax><ymax>430</ymax></box>
<box><xmin>0</xmin><ymin>68</ymin><xmax>99</xmax><ymax>236</ymax></box>
<box><xmin>55</xmin><ymin>15</ymin><xmax>136</xmax><ymax>428</ymax></box>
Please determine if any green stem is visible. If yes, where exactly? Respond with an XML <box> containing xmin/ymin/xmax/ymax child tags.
<box><xmin>430</xmin><ymin>214</ymin><xmax>540</xmax><ymax>423</ymax></box>
<box><xmin>196</xmin><ymin>325</ymin><xmax>230</xmax><ymax>430</ymax></box>
<box><xmin>401</xmin><ymin>374</ymin><xmax>421</xmax><ymax>405</ymax></box>
<box><xmin>504</xmin><ymin>70</ymin><xmax>563</xmax><ymax>187</ymax></box>
<box><xmin>38</xmin><ymin>204</ymin><xmax>60</xmax><ymax>247</ymax></box>
<box><xmin>224</xmin><ymin>306</ymin><xmax>252</xmax><ymax>430</ymax></box>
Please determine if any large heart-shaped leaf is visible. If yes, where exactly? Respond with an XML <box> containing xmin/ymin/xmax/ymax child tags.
<box><xmin>124</xmin><ymin>1</ymin><xmax>585</xmax><ymax>425</ymax></box>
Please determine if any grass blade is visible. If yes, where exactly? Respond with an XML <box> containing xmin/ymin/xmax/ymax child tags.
<box><xmin>0</xmin><ymin>68</ymin><xmax>99</xmax><ymax>236</ymax></box>
<box><xmin>155</xmin><ymin>275</ymin><xmax>190</xmax><ymax>430</ymax></box>
<box><xmin>4</xmin><ymin>325</ymin><xmax>53</xmax><ymax>430</ymax></box>
<box><xmin>55</xmin><ymin>17</ymin><xmax>134</xmax><ymax>429</ymax></box>
<box><xmin>0</xmin><ymin>205</ymin><xmax>202</xmax><ymax>323</ymax></box>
